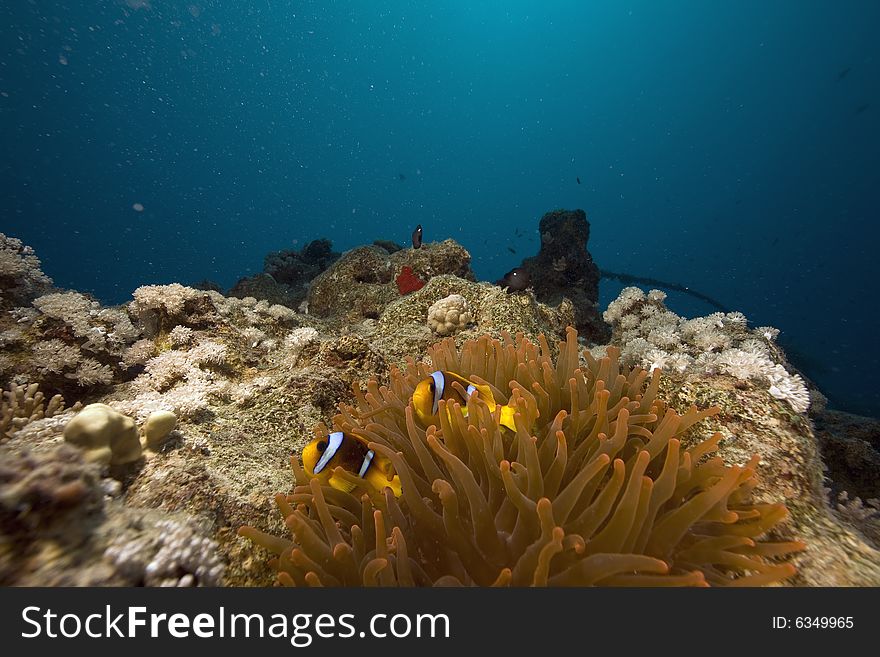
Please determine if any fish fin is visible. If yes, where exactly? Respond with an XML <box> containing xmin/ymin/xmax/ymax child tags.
<box><xmin>473</xmin><ymin>383</ymin><xmax>496</xmax><ymax>406</ymax></box>
<box><xmin>445</xmin><ymin>372</ymin><xmax>497</xmax><ymax>406</ymax></box>
<box><xmin>499</xmin><ymin>404</ymin><xmax>518</xmax><ymax>432</ymax></box>
<box><xmin>364</xmin><ymin>471</ymin><xmax>402</xmax><ymax>497</ymax></box>
<box><xmin>328</xmin><ymin>472</ymin><xmax>358</xmax><ymax>494</ymax></box>
<box><xmin>374</xmin><ymin>454</ymin><xmax>396</xmax><ymax>477</ymax></box>
<box><xmin>385</xmin><ymin>475</ymin><xmax>403</xmax><ymax>497</ymax></box>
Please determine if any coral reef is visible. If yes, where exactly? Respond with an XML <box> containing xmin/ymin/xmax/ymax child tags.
<box><xmin>130</xmin><ymin>284</ymin><xmax>219</xmax><ymax>338</ymax></box>
<box><xmin>372</xmin><ymin>275</ymin><xmax>574</xmax><ymax>367</ymax></box>
<box><xmin>0</xmin><ymin>290</ymin><xmax>141</xmax><ymax>396</ymax></box>
<box><xmin>602</xmin><ymin>287</ymin><xmax>812</xmax><ymax>414</ymax></box>
<box><xmin>0</xmin><ymin>233</ymin><xmax>54</xmax><ymax>309</ymax></box>
<box><xmin>0</xmin><ymin>439</ymin><xmax>226</xmax><ymax>586</ymax></box>
<box><xmin>2</xmin><ymin>231</ymin><xmax>878</xmax><ymax>587</ymax></box>
<box><xmin>228</xmin><ymin>238</ymin><xmax>340</xmax><ymax>309</ymax></box>
<box><xmin>514</xmin><ymin>210</ymin><xmax>609</xmax><ymax>343</ymax></box>
<box><xmin>308</xmin><ymin>240</ymin><xmax>475</xmax><ymax>322</ymax></box>
<box><xmin>240</xmin><ymin>328</ymin><xmax>805</xmax><ymax>586</ymax></box>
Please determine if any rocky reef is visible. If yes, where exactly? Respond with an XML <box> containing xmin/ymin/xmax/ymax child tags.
<box><xmin>511</xmin><ymin>209</ymin><xmax>610</xmax><ymax>343</ymax></box>
<box><xmin>0</xmin><ymin>227</ymin><xmax>878</xmax><ymax>586</ymax></box>
<box><xmin>228</xmin><ymin>238</ymin><xmax>340</xmax><ymax>309</ymax></box>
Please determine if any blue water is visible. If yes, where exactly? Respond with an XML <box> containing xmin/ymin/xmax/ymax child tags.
<box><xmin>2</xmin><ymin>1</ymin><xmax>878</xmax><ymax>416</ymax></box>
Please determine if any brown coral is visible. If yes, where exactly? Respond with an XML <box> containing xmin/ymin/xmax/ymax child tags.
<box><xmin>240</xmin><ymin>328</ymin><xmax>804</xmax><ymax>586</ymax></box>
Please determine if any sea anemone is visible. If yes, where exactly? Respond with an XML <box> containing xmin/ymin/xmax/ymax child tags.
<box><xmin>240</xmin><ymin>328</ymin><xmax>804</xmax><ymax>586</ymax></box>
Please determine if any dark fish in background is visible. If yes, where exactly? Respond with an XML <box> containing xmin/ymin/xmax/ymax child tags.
<box><xmin>495</xmin><ymin>267</ymin><xmax>530</xmax><ymax>292</ymax></box>
<box><xmin>576</xmin><ymin>176</ymin><xmax>581</xmax><ymax>184</ymax></box>
<box><xmin>398</xmin><ymin>173</ymin><xmax>406</xmax><ymax>181</ymax></box>
<box><xmin>507</xmin><ymin>246</ymin><xmax>516</xmax><ymax>254</ymax></box>
<box><xmin>855</xmin><ymin>103</ymin><xmax>870</xmax><ymax>115</ymax></box>
<box><xmin>411</xmin><ymin>224</ymin><xmax>423</xmax><ymax>249</ymax></box>
<box><xmin>837</xmin><ymin>66</ymin><xmax>851</xmax><ymax>81</ymax></box>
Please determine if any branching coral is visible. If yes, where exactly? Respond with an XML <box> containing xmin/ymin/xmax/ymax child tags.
<box><xmin>1</xmin><ymin>383</ymin><xmax>70</xmax><ymax>443</ymax></box>
<box><xmin>241</xmin><ymin>328</ymin><xmax>803</xmax><ymax>586</ymax></box>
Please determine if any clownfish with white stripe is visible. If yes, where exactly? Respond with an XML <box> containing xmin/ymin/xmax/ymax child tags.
<box><xmin>411</xmin><ymin>371</ymin><xmax>517</xmax><ymax>432</ymax></box>
<box><xmin>301</xmin><ymin>431</ymin><xmax>402</xmax><ymax>497</ymax></box>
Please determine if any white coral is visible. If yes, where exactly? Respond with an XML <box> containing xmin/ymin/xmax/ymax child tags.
<box><xmin>168</xmin><ymin>326</ymin><xmax>194</xmax><ymax>347</ymax></box>
<box><xmin>717</xmin><ymin>348</ymin><xmax>774</xmax><ymax>380</ymax></box>
<box><xmin>646</xmin><ymin>326</ymin><xmax>680</xmax><ymax>349</ymax></box>
<box><xmin>131</xmin><ymin>283</ymin><xmax>202</xmax><ymax>317</ymax></box>
<box><xmin>284</xmin><ymin>327</ymin><xmax>318</xmax><ymax>365</ymax></box>
<box><xmin>603</xmin><ymin>286</ymin><xmax>646</xmax><ymax>323</ymax></box>
<box><xmin>67</xmin><ymin>359</ymin><xmax>114</xmax><ymax>386</ymax></box>
<box><xmin>645</xmin><ymin>348</ymin><xmax>671</xmax><ymax>373</ymax></box>
<box><xmin>33</xmin><ymin>292</ymin><xmax>98</xmax><ymax>339</ymax></box>
<box><xmin>104</xmin><ymin>518</ymin><xmax>224</xmax><ymax>587</ymax></box>
<box><xmin>767</xmin><ymin>364</ymin><xmax>810</xmax><ymax>413</ymax></box>
<box><xmin>240</xmin><ymin>326</ymin><xmax>268</xmax><ymax>348</ymax></box>
<box><xmin>266</xmin><ymin>304</ymin><xmax>297</xmax><ymax>323</ymax></box>
<box><xmin>619</xmin><ymin>337</ymin><xmax>652</xmax><ymax>367</ymax></box>
<box><xmin>187</xmin><ymin>340</ymin><xmax>227</xmax><ymax>366</ymax></box>
<box><xmin>755</xmin><ymin>326</ymin><xmax>780</xmax><ymax>342</ymax></box>
<box><xmin>0</xmin><ymin>233</ymin><xmax>53</xmax><ymax>304</ymax></box>
<box><xmin>31</xmin><ymin>339</ymin><xmax>82</xmax><ymax>374</ymax></box>
<box><xmin>121</xmin><ymin>339</ymin><xmax>156</xmax><ymax>368</ymax></box>
<box><xmin>427</xmin><ymin>294</ymin><xmax>472</xmax><ymax>336</ymax></box>
<box><xmin>692</xmin><ymin>329</ymin><xmax>731</xmax><ymax>352</ymax></box>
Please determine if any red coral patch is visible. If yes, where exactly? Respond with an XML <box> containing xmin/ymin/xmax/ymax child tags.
<box><xmin>395</xmin><ymin>266</ymin><xmax>426</xmax><ymax>294</ymax></box>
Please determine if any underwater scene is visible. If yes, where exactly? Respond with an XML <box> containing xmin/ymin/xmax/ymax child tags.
<box><xmin>1</xmin><ymin>1</ymin><xmax>878</xmax><ymax>587</ymax></box>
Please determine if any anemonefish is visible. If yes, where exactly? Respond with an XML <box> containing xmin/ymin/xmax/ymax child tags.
<box><xmin>411</xmin><ymin>371</ymin><xmax>517</xmax><ymax>432</ymax></box>
<box><xmin>301</xmin><ymin>431</ymin><xmax>402</xmax><ymax>497</ymax></box>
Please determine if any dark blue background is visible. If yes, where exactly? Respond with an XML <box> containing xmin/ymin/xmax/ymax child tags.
<box><xmin>2</xmin><ymin>1</ymin><xmax>878</xmax><ymax>415</ymax></box>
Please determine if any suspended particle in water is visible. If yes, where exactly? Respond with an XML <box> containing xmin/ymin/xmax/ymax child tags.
<box><xmin>132</xmin><ymin>202</ymin><xmax>144</xmax><ymax>212</ymax></box>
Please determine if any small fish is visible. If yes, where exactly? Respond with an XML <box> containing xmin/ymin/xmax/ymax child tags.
<box><xmin>507</xmin><ymin>246</ymin><xmax>516</xmax><ymax>254</ymax></box>
<box><xmin>576</xmin><ymin>176</ymin><xmax>581</xmax><ymax>184</ymax></box>
<box><xmin>301</xmin><ymin>431</ymin><xmax>401</xmax><ymax>496</ymax></box>
<box><xmin>855</xmin><ymin>103</ymin><xmax>870</xmax><ymax>115</ymax></box>
<box><xmin>412</xmin><ymin>224</ymin><xmax>423</xmax><ymax>249</ymax></box>
<box><xmin>412</xmin><ymin>371</ymin><xmax>516</xmax><ymax>431</ymax></box>
<box><xmin>837</xmin><ymin>67</ymin><xmax>851</xmax><ymax>81</ymax></box>
<box><xmin>398</xmin><ymin>173</ymin><xmax>406</xmax><ymax>182</ymax></box>
<box><xmin>496</xmin><ymin>267</ymin><xmax>530</xmax><ymax>292</ymax></box>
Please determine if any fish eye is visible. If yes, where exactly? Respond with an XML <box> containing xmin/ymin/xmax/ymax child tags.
<box><xmin>316</xmin><ymin>440</ymin><xmax>328</xmax><ymax>453</ymax></box>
